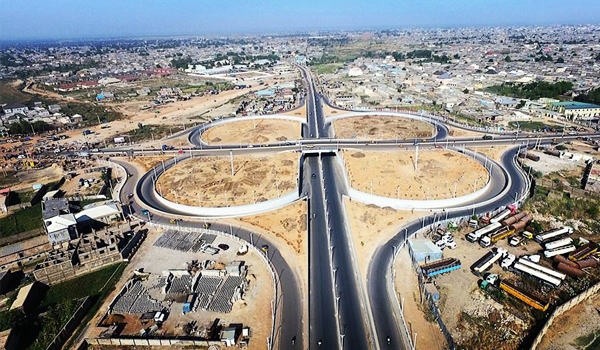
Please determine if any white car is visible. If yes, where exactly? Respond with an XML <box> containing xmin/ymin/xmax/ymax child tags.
<box><xmin>435</xmin><ymin>240</ymin><xmax>446</xmax><ymax>249</ymax></box>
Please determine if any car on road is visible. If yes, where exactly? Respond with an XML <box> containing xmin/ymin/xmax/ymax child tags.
<box><xmin>482</xmin><ymin>135</ymin><xmax>494</xmax><ymax>140</ymax></box>
<box><xmin>141</xmin><ymin>209</ymin><xmax>151</xmax><ymax>216</ymax></box>
<box><xmin>261</xmin><ymin>244</ymin><xmax>269</xmax><ymax>253</ymax></box>
<box><xmin>169</xmin><ymin>219</ymin><xmax>177</xmax><ymax>224</ymax></box>
<box><xmin>127</xmin><ymin>193</ymin><xmax>134</xmax><ymax>199</ymax></box>
<box><xmin>311</xmin><ymin>173</ymin><xmax>316</xmax><ymax>179</ymax></box>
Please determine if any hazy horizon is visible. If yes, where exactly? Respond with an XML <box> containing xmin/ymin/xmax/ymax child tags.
<box><xmin>1</xmin><ymin>0</ymin><xmax>600</xmax><ymax>41</ymax></box>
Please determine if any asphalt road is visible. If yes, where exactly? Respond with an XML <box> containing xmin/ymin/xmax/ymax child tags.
<box><xmin>300</xmin><ymin>64</ymin><xmax>373</xmax><ymax>349</ymax></box>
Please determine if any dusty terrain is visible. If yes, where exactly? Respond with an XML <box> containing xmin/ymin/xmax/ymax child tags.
<box><xmin>343</xmin><ymin>198</ymin><xmax>425</xmax><ymax>278</ymax></box>
<box><xmin>343</xmin><ymin>149</ymin><xmax>489</xmax><ymax>200</ymax></box>
<box><xmin>202</xmin><ymin>119</ymin><xmax>302</xmax><ymax>145</ymax></box>
<box><xmin>538</xmin><ymin>292</ymin><xmax>600</xmax><ymax>350</ymax></box>
<box><xmin>129</xmin><ymin>156</ymin><xmax>172</xmax><ymax>172</ymax></box>
<box><xmin>332</xmin><ymin>115</ymin><xmax>434</xmax><ymax>140</ymax></box>
<box><xmin>225</xmin><ymin>200</ymin><xmax>308</xmax><ymax>349</ymax></box>
<box><xmin>447</xmin><ymin>125</ymin><xmax>486</xmax><ymax>138</ymax></box>
<box><xmin>474</xmin><ymin>145</ymin><xmax>514</xmax><ymax>163</ymax></box>
<box><xmin>12</xmin><ymin>164</ymin><xmax>65</xmax><ymax>191</ymax></box>
<box><xmin>157</xmin><ymin>152</ymin><xmax>299</xmax><ymax>207</ymax></box>
<box><xmin>61</xmin><ymin>170</ymin><xmax>103</xmax><ymax>196</ymax></box>
<box><xmin>394</xmin><ymin>248</ymin><xmax>448</xmax><ymax>350</ymax></box>
<box><xmin>322</xmin><ymin>103</ymin><xmax>344</xmax><ymax>117</ymax></box>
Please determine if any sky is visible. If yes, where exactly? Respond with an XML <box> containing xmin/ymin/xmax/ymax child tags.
<box><xmin>1</xmin><ymin>0</ymin><xmax>600</xmax><ymax>40</ymax></box>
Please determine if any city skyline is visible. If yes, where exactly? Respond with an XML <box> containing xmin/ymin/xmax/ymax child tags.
<box><xmin>1</xmin><ymin>0</ymin><xmax>600</xmax><ymax>40</ymax></box>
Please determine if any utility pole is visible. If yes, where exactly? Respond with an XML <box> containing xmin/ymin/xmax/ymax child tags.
<box><xmin>230</xmin><ymin>151</ymin><xmax>234</xmax><ymax>176</ymax></box>
<box><xmin>414</xmin><ymin>144</ymin><xmax>419</xmax><ymax>171</ymax></box>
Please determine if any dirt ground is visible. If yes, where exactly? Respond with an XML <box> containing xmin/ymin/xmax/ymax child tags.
<box><xmin>61</xmin><ymin>170</ymin><xmax>103</xmax><ymax>196</ymax></box>
<box><xmin>523</xmin><ymin>150</ymin><xmax>585</xmax><ymax>175</ymax></box>
<box><xmin>202</xmin><ymin>119</ymin><xmax>302</xmax><ymax>145</ymax></box>
<box><xmin>447</xmin><ymin>126</ymin><xmax>486</xmax><ymax>138</ymax></box>
<box><xmin>342</xmin><ymin>149</ymin><xmax>489</xmax><ymax>200</ymax></box>
<box><xmin>538</xmin><ymin>292</ymin><xmax>600</xmax><ymax>350</ymax></box>
<box><xmin>156</xmin><ymin>152</ymin><xmax>299</xmax><ymax>207</ymax></box>
<box><xmin>343</xmin><ymin>198</ymin><xmax>425</xmax><ymax>278</ymax></box>
<box><xmin>50</xmin><ymin>87</ymin><xmax>265</xmax><ymax>146</ymax></box>
<box><xmin>12</xmin><ymin>163</ymin><xmax>65</xmax><ymax>191</ymax></box>
<box><xmin>129</xmin><ymin>156</ymin><xmax>172</xmax><ymax>172</ymax></box>
<box><xmin>332</xmin><ymin>115</ymin><xmax>434</xmax><ymax>140</ymax></box>
<box><xmin>394</xmin><ymin>249</ymin><xmax>448</xmax><ymax>350</ymax></box>
<box><xmin>474</xmin><ymin>145</ymin><xmax>514</xmax><ymax>163</ymax></box>
<box><xmin>322</xmin><ymin>103</ymin><xmax>344</xmax><ymax>117</ymax></box>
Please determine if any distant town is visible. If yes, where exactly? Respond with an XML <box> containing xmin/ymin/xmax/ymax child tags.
<box><xmin>1</xmin><ymin>25</ymin><xmax>600</xmax><ymax>350</ymax></box>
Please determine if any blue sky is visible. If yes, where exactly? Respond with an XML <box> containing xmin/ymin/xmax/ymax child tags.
<box><xmin>1</xmin><ymin>0</ymin><xmax>600</xmax><ymax>40</ymax></box>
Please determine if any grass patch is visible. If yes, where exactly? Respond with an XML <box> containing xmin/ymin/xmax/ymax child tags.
<box><xmin>314</xmin><ymin>63</ymin><xmax>342</xmax><ymax>74</ymax></box>
<box><xmin>0</xmin><ymin>80</ymin><xmax>32</xmax><ymax>105</ymax></box>
<box><xmin>0</xmin><ymin>202</ymin><xmax>43</xmax><ymax>237</ymax></box>
<box><xmin>0</xmin><ymin>171</ymin><xmax>19</xmax><ymax>187</ymax></box>
<box><xmin>23</xmin><ymin>263</ymin><xmax>126</xmax><ymax>350</ymax></box>
<box><xmin>41</xmin><ymin>263</ymin><xmax>125</xmax><ymax>308</ymax></box>
<box><xmin>573</xmin><ymin>328</ymin><xmax>600</xmax><ymax>350</ymax></box>
<box><xmin>125</xmin><ymin>124</ymin><xmax>185</xmax><ymax>143</ymax></box>
<box><xmin>508</xmin><ymin>121</ymin><xmax>560</xmax><ymax>132</ymax></box>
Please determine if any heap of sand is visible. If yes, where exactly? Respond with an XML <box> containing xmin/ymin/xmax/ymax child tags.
<box><xmin>332</xmin><ymin>115</ymin><xmax>434</xmax><ymax>140</ymax></box>
<box><xmin>156</xmin><ymin>152</ymin><xmax>299</xmax><ymax>207</ymax></box>
<box><xmin>343</xmin><ymin>149</ymin><xmax>489</xmax><ymax>200</ymax></box>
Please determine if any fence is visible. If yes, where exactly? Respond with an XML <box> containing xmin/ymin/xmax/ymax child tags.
<box><xmin>45</xmin><ymin>296</ymin><xmax>94</xmax><ymax>350</ymax></box>
<box><xmin>536</xmin><ymin>179</ymin><xmax>600</xmax><ymax>199</ymax></box>
<box><xmin>0</xmin><ymin>227</ymin><xmax>45</xmax><ymax>247</ymax></box>
<box><xmin>530</xmin><ymin>280</ymin><xmax>600</xmax><ymax>350</ymax></box>
<box><xmin>87</xmin><ymin>337</ymin><xmax>225</xmax><ymax>347</ymax></box>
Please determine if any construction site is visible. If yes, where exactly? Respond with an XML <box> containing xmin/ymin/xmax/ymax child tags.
<box><xmin>155</xmin><ymin>152</ymin><xmax>299</xmax><ymax>207</ymax></box>
<box><xmin>89</xmin><ymin>228</ymin><xmax>273</xmax><ymax>349</ymax></box>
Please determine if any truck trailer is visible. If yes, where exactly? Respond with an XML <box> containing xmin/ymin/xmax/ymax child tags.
<box><xmin>535</xmin><ymin>227</ymin><xmax>574</xmax><ymax>243</ymax></box>
<box><xmin>544</xmin><ymin>237</ymin><xmax>573</xmax><ymax>250</ymax></box>
<box><xmin>569</xmin><ymin>242</ymin><xmax>598</xmax><ymax>261</ymax></box>
<box><xmin>517</xmin><ymin>258</ymin><xmax>566</xmax><ymax>281</ymax></box>
<box><xmin>421</xmin><ymin>258</ymin><xmax>462</xmax><ymax>277</ymax></box>
<box><xmin>490</xmin><ymin>227</ymin><xmax>516</xmax><ymax>243</ymax></box>
<box><xmin>471</xmin><ymin>249</ymin><xmax>504</xmax><ymax>274</ymax></box>
<box><xmin>512</xmin><ymin>262</ymin><xmax>562</xmax><ymax>288</ymax></box>
<box><xmin>544</xmin><ymin>245</ymin><xmax>576</xmax><ymax>258</ymax></box>
<box><xmin>467</xmin><ymin>222</ymin><xmax>502</xmax><ymax>243</ymax></box>
<box><xmin>500</xmin><ymin>281</ymin><xmax>549</xmax><ymax>311</ymax></box>
<box><xmin>490</xmin><ymin>208</ymin><xmax>513</xmax><ymax>224</ymax></box>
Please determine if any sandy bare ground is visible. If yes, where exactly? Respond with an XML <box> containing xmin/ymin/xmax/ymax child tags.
<box><xmin>538</xmin><ymin>292</ymin><xmax>600</xmax><ymax>350</ymax></box>
<box><xmin>280</xmin><ymin>104</ymin><xmax>307</xmax><ymax>119</ymax></box>
<box><xmin>474</xmin><ymin>145</ymin><xmax>514</xmax><ymax>163</ymax></box>
<box><xmin>322</xmin><ymin>103</ymin><xmax>345</xmax><ymax>117</ymax></box>
<box><xmin>13</xmin><ymin>164</ymin><xmax>65</xmax><ymax>191</ymax></box>
<box><xmin>52</xmin><ymin>87</ymin><xmax>263</xmax><ymax>146</ymax></box>
<box><xmin>332</xmin><ymin>115</ymin><xmax>434</xmax><ymax>140</ymax></box>
<box><xmin>202</xmin><ymin>119</ymin><xmax>302</xmax><ymax>145</ymax></box>
<box><xmin>225</xmin><ymin>200</ymin><xmax>308</xmax><ymax>349</ymax></box>
<box><xmin>343</xmin><ymin>198</ymin><xmax>425</xmax><ymax>279</ymax></box>
<box><xmin>394</xmin><ymin>248</ymin><xmax>448</xmax><ymax>350</ymax></box>
<box><xmin>447</xmin><ymin>125</ymin><xmax>486</xmax><ymax>138</ymax></box>
<box><xmin>129</xmin><ymin>156</ymin><xmax>172</xmax><ymax>172</ymax></box>
<box><xmin>157</xmin><ymin>152</ymin><xmax>299</xmax><ymax>207</ymax></box>
<box><xmin>342</xmin><ymin>150</ymin><xmax>489</xmax><ymax>200</ymax></box>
